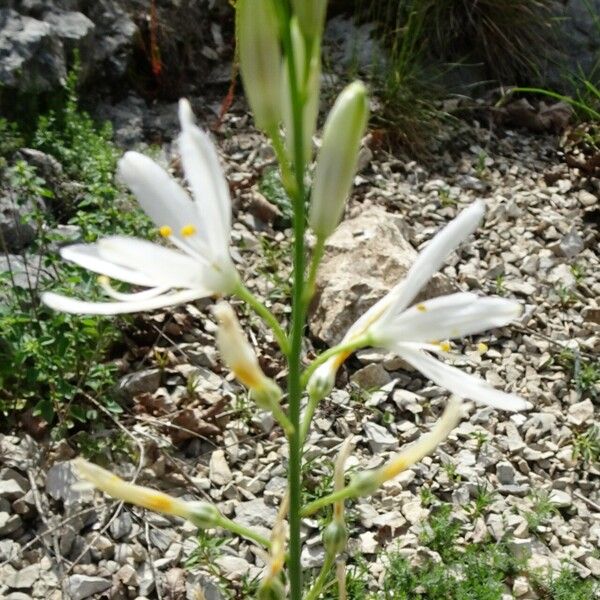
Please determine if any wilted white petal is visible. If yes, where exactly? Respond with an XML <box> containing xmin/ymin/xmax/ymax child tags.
<box><xmin>384</xmin><ymin>201</ymin><xmax>485</xmax><ymax>316</ymax></box>
<box><xmin>117</xmin><ymin>151</ymin><xmax>209</xmax><ymax>255</ymax></box>
<box><xmin>61</xmin><ymin>244</ymin><xmax>156</xmax><ymax>287</ymax></box>
<box><xmin>42</xmin><ymin>288</ymin><xmax>208</xmax><ymax>315</ymax></box>
<box><xmin>396</xmin><ymin>347</ymin><xmax>527</xmax><ymax>411</ymax></box>
<box><xmin>178</xmin><ymin>100</ymin><xmax>232</xmax><ymax>261</ymax></box>
<box><xmin>373</xmin><ymin>293</ymin><xmax>522</xmax><ymax>345</ymax></box>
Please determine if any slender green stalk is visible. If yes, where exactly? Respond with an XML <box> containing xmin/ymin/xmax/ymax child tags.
<box><xmin>302</xmin><ymin>235</ymin><xmax>325</xmax><ymax>305</ymax></box>
<box><xmin>216</xmin><ymin>515</ymin><xmax>271</xmax><ymax>549</ymax></box>
<box><xmin>304</xmin><ymin>554</ymin><xmax>335</xmax><ymax>600</ymax></box>
<box><xmin>501</xmin><ymin>87</ymin><xmax>600</xmax><ymax>120</ymax></box>
<box><xmin>299</xmin><ymin>391</ymin><xmax>321</xmax><ymax>444</ymax></box>
<box><xmin>270</xmin><ymin>400</ymin><xmax>295</xmax><ymax>437</ymax></box>
<box><xmin>234</xmin><ymin>283</ymin><xmax>289</xmax><ymax>355</ymax></box>
<box><xmin>274</xmin><ymin>3</ymin><xmax>309</xmax><ymax>598</ymax></box>
<box><xmin>301</xmin><ymin>487</ymin><xmax>356</xmax><ymax>518</ymax></box>
<box><xmin>300</xmin><ymin>334</ymin><xmax>373</xmax><ymax>388</ymax></box>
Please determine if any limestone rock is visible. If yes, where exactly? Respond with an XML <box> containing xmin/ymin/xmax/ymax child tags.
<box><xmin>309</xmin><ymin>207</ymin><xmax>452</xmax><ymax>345</ymax></box>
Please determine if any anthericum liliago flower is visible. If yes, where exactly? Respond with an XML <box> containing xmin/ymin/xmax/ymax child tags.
<box><xmin>308</xmin><ymin>201</ymin><xmax>528</xmax><ymax>412</ymax></box>
<box><xmin>42</xmin><ymin>99</ymin><xmax>238</xmax><ymax>315</ymax></box>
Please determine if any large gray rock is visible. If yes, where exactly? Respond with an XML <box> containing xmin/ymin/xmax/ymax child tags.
<box><xmin>0</xmin><ymin>192</ymin><xmax>40</xmax><ymax>252</ymax></box>
<box><xmin>309</xmin><ymin>207</ymin><xmax>453</xmax><ymax>345</ymax></box>
<box><xmin>0</xmin><ymin>9</ymin><xmax>65</xmax><ymax>93</ymax></box>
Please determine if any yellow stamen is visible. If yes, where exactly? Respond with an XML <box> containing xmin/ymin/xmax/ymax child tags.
<box><xmin>439</xmin><ymin>341</ymin><xmax>451</xmax><ymax>353</ymax></box>
<box><xmin>477</xmin><ymin>342</ymin><xmax>488</xmax><ymax>355</ymax></box>
<box><xmin>159</xmin><ymin>225</ymin><xmax>172</xmax><ymax>237</ymax></box>
<box><xmin>416</xmin><ymin>303</ymin><xmax>427</xmax><ymax>312</ymax></box>
<box><xmin>97</xmin><ymin>275</ymin><xmax>110</xmax><ymax>285</ymax></box>
<box><xmin>180</xmin><ymin>224</ymin><xmax>197</xmax><ymax>237</ymax></box>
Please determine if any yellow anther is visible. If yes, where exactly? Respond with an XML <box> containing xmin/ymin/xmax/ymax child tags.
<box><xmin>477</xmin><ymin>342</ymin><xmax>489</xmax><ymax>355</ymax></box>
<box><xmin>97</xmin><ymin>275</ymin><xmax>110</xmax><ymax>285</ymax></box>
<box><xmin>439</xmin><ymin>341</ymin><xmax>451</xmax><ymax>353</ymax></box>
<box><xmin>416</xmin><ymin>303</ymin><xmax>427</xmax><ymax>312</ymax></box>
<box><xmin>180</xmin><ymin>224</ymin><xmax>197</xmax><ymax>237</ymax></box>
<box><xmin>159</xmin><ymin>225</ymin><xmax>172</xmax><ymax>237</ymax></box>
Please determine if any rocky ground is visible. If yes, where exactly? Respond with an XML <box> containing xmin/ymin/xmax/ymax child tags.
<box><xmin>1</xmin><ymin>92</ymin><xmax>599</xmax><ymax>600</ymax></box>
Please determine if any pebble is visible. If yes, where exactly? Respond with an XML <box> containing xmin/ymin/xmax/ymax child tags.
<box><xmin>363</xmin><ymin>422</ymin><xmax>398</xmax><ymax>453</ymax></box>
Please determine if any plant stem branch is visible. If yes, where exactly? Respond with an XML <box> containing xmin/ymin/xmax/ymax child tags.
<box><xmin>304</xmin><ymin>554</ymin><xmax>335</xmax><ymax>600</ymax></box>
<box><xmin>300</xmin><ymin>334</ymin><xmax>372</xmax><ymax>388</ymax></box>
<box><xmin>216</xmin><ymin>515</ymin><xmax>271</xmax><ymax>549</ymax></box>
<box><xmin>301</xmin><ymin>487</ymin><xmax>356</xmax><ymax>518</ymax></box>
<box><xmin>302</xmin><ymin>235</ymin><xmax>325</xmax><ymax>306</ymax></box>
<box><xmin>235</xmin><ymin>284</ymin><xmax>289</xmax><ymax>355</ymax></box>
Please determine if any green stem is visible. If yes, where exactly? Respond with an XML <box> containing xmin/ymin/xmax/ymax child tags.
<box><xmin>299</xmin><ymin>391</ymin><xmax>320</xmax><ymax>444</ymax></box>
<box><xmin>304</xmin><ymin>554</ymin><xmax>335</xmax><ymax>600</ymax></box>
<box><xmin>301</xmin><ymin>487</ymin><xmax>356</xmax><ymax>518</ymax></box>
<box><xmin>270</xmin><ymin>399</ymin><xmax>295</xmax><ymax>438</ymax></box>
<box><xmin>216</xmin><ymin>515</ymin><xmax>271</xmax><ymax>549</ymax></box>
<box><xmin>300</xmin><ymin>334</ymin><xmax>372</xmax><ymax>389</ymax></box>
<box><xmin>235</xmin><ymin>284</ymin><xmax>290</xmax><ymax>355</ymax></box>
<box><xmin>302</xmin><ymin>235</ymin><xmax>325</xmax><ymax>306</ymax></box>
<box><xmin>274</xmin><ymin>3</ymin><xmax>308</xmax><ymax>598</ymax></box>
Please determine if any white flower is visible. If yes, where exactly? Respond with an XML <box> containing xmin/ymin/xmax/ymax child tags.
<box><xmin>42</xmin><ymin>99</ymin><xmax>239</xmax><ymax>315</ymax></box>
<box><xmin>308</xmin><ymin>201</ymin><xmax>528</xmax><ymax>411</ymax></box>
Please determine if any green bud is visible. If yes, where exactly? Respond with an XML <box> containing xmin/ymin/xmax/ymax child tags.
<box><xmin>323</xmin><ymin>520</ymin><xmax>348</xmax><ymax>556</ymax></box>
<box><xmin>187</xmin><ymin>501</ymin><xmax>221</xmax><ymax>529</ymax></box>
<box><xmin>251</xmin><ymin>378</ymin><xmax>283</xmax><ymax>411</ymax></box>
<box><xmin>349</xmin><ymin>471</ymin><xmax>378</xmax><ymax>497</ymax></box>
<box><xmin>237</xmin><ymin>0</ymin><xmax>282</xmax><ymax>131</ymax></box>
<box><xmin>292</xmin><ymin>0</ymin><xmax>327</xmax><ymax>42</ymax></box>
<box><xmin>309</xmin><ymin>81</ymin><xmax>369</xmax><ymax>239</ymax></box>
<box><xmin>258</xmin><ymin>576</ymin><xmax>286</xmax><ymax>600</ymax></box>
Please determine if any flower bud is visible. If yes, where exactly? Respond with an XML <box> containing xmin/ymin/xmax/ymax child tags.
<box><xmin>282</xmin><ymin>18</ymin><xmax>321</xmax><ymax>165</ymax></box>
<box><xmin>292</xmin><ymin>0</ymin><xmax>327</xmax><ymax>43</ymax></box>
<box><xmin>306</xmin><ymin>360</ymin><xmax>336</xmax><ymax>401</ymax></box>
<box><xmin>237</xmin><ymin>0</ymin><xmax>282</xmax><ymax>131</ymax></box>
<box><xmin>348</xmin><ymin>470</ymin><xmax>378</xmax><ymax>497</ymax></box>
<box><xmin>310</xmin><ymin>81</ymin><xmax>369</xmax><ymax>239</ymax></box>
<box><xmin>323</xmin><ymin>520</ymin><xmax>348</xmax><ymax>556</ymax></box>
<box><xmin>187</xmin><ymin>501</ymin><xmax>221</xmax><ymax>529</ymax></box>
<box><xmin>258</xmin><ymin>577</ymin><xmax>286</xmax><ymax>600</ymax></box>
<box><xmin>214</xmin><ymin>302</ymin><xmax>281</xmax><ymax>404</ymax></box>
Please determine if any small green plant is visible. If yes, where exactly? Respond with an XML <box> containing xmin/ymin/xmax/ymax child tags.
<box><xmin>419</xmin><ymin>503</ymin><xmax>462</xmax><ymax>560</ymax></box>
<box><xmin>570</xmin><ymin>263</ymin><xmax>585</xmax><ymax>283</ymax></box>
<box><xmin>524</xmin><ymin>490</ymin><xmax>558</xmax><ymax>533</ymax></box>
<box><xmin>572</xmin><ymin>425</ymin><xmax>600</xmax><ymax>464</ymax></box>
<box><xmin>494</xmin><ymin>274</ymin><xmax>505</xmax><ymax>295</ymax></box>
<box><xmin>438</xmin><ymin>187</ymin><xmax>457</xmax><ymax>207</ymax></box>
<box><xmin>474</xmin><ymin>151</ymin><xmax>488</xmax><ymax>179</ymax></box>
<box><xmin>555</xmin><ymin>348</ymin><xmax>600</xmax><ymax>399</ymax></box>
<box><xmin>470</xmin><ymin>430</ymin><xmax>489</xmax><ymax>453</ymax></box>
<box><xmin>466</xmin><ymin>484</ymin><xmax>496</xmax><ymax>519</ymax></box>
<box><xmin>442</xmin><ymin>461</ymin><xmax>461</xmax><ymax>484</ymax></box>
<box><xmin>259</xmin><ymin>166</ymin><xmax>294</xmax><ymax>226</ymax></box>
<box><xmin>257</xmin><ymin>235</ymin><xmax>293</xmax><ymax>303</ymax></box>
<box><xmin>532</xmin><ymin>566</ymin><xmax>599</xmax><ymax>600</ymax></box>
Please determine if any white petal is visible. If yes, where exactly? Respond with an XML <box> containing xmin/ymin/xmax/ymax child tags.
<box><xmin>42</xmin><ymin>289</ymin><xmax>208</xmax><ymax>315</ymax></box>
<box><xmin>61</xmin><ymin>244</ymin><xmax>156</xmax><ymax>287</ymax></box>
<box><xmin>178</xmin><ymin>99</ymin><xmax>231</xmax><ymax>260</ymax></box>
<box><xmin>385</xmin><ymin>201</ymin><xmax>485</xmax><ymax>316</ymax></box>
<box><xmin>374</xmin><ymin>293</ymin><xmax>522</xmax><ymax>345</ymax></box>
<box><xmin>97</xmin><ymin>236</ymin><xmax>218</xmax><ymax>290</ymax></box>
<box><xmin>117</xmin><ymin>152</ymin><xmax>210</xmax><ymax>256</ymax></box>
<box><xmin>98</xmin><ymin>278</ymin><xmax>170</xmax><ymax>301</ymax></box>
<box><xmin>396</xmin><ymin>347</ymin><xmax>528</xmax><ymax>411</ymax></box>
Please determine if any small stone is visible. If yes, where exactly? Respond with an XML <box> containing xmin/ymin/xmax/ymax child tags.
<box><xmin>578</xmin><ymin>189</ymin><xmax>597</xmax><ymax>207</ymax></box>
<box><xmin>109</xmin><ymin>512</ymin><xmax>133</xmax><ymax>540</ymax></box>
<box><xmin>503</xmin><ymin>280</ymin><xmax>536</xmax><ymax>296</ymax></box>
<box><xmin>301</xmin><ymin>544</ymin><xmax>325</xmax><ymax>569</ymax></box>
<box><xmin>496</xmin><ymin>461</ymin><xmax>516</xmax><ymax>485</ymax></box>
<box><xmin>214</xmin><ymin>555</ymin><xmax>252</xmax><ymax>578</ymax></box>
<box><xmin>209</xmin><ymin>450</ymin><xmax>233</xmax><ymax>486</ymax></box>
<box><xmin>350</xmin><ymin>363</ymin><xmax>391</xmax><ymax>390</ymax></box>
<box><xmin>0</xmin><ymin>513</ymin><xmax>22</xmax><ymax>536</ymax></box>
<box><xmin>513</xmin><ymin>575</ymin><xmax>530</xmax><ymax>597</ymax></box>
<box><xmin>363</xmin><ymin>422</ymin><xmax>397</xmax><ymax>453</ymax></box>
<box><xmin>116</xmin><ymin>564</ymin><xmax>138</xmax><ymax>586</ymax></box>
<box><xmin>549</xmin><ymin>490</ymin><xmax>572</xmax><ymax>508</ymax></box>
<box><xmin>117</xmin><ymin>369</ymin><xmax>161</xmax><ymax>398</ymax></box>
<box><xmin>567</xmin><ymin>399</ymin><xmax>594</xmax><ymax>427</ymax></box>
<box><xmin>359</xmin><ymin>531</ymin><xmax>378</xmax><ymax>554</ymax></box>
<box><xmin>5</xmin><ymin>564</ymin><xmax>40</xmax><ymax>589</ymax></box>
<box><xmin>401</xmin><ymin>500</ymin><xmax>428</xmax><ymax>525</ymax></box>
<box><xmin>67</xmin><ymin>575</ymin><xmax>111</xmax><ymax>600</ymax></box>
